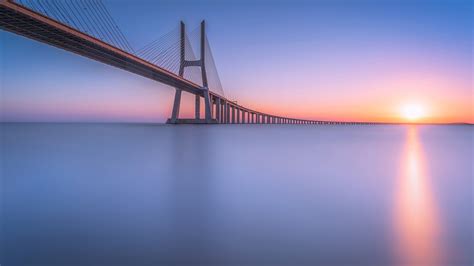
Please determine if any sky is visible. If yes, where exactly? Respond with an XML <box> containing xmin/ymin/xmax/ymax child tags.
<box><xmin>1</xmin><ymin>0</ymin><xmax>472</xmax><ymax>123</ymax></box>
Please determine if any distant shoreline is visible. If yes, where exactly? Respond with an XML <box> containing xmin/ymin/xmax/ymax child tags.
<box><xmin>0</xmin><ymin>121</ymin><xmax>472</xmax><ymax>126</ymax></box>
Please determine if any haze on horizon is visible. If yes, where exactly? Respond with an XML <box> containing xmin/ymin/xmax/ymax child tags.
<box><xmin>1</xmin><ymin>0</ymin><xmax>472</xmax><ymax>124</ymax></box>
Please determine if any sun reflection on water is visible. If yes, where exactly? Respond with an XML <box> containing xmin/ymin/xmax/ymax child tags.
<box><xmin>394</xmin><ymin>126</ymin><xmax>441</xmax><ymax>266</ymax></box>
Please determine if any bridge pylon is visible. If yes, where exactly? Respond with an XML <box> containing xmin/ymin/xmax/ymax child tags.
<box><xmin>168</xmin><ymin>20</ymin><xmax>214</xmax><ymax>124</ymax></box>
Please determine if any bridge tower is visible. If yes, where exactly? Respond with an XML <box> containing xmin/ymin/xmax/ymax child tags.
<box><xmin>168</xmin><ymin>20</ymin><xmax>214</xmax><ymax>124</ymax></box>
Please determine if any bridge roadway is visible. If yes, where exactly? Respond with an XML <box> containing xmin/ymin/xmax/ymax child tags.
<box><xmin>0</xmin><ymin>0</ymin><xmax>373</xmax><ymax>125</ymax></box>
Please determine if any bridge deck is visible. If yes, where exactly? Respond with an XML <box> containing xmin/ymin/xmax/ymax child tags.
<box><xmin>0</xmin><ymin>0</ymin><xmax>202</xmax><ymax>95</ymax></box>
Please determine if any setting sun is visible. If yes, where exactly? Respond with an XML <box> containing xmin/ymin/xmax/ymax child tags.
<box><xmin>401</xmin><ymin>103</ymin><xmax>425</xmax><ymax>121</ymax></box>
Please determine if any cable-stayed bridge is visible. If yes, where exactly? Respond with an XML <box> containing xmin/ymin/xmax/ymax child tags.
<box><xmin>0</xmin><ymin>0</ymin><xmax>372</xmax><ymax>125</ymax></box>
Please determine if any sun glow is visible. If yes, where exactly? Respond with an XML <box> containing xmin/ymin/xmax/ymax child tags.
<box><xmin>401</xmin><ymin>103</ymin><xmax>425</xmax><ymax>122</ymax></box>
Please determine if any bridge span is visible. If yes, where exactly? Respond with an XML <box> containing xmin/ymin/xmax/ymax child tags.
<box><xmin>0</xmin><ymin>0</ymin><xmax>372</xmax><ymax>125</ymax></box>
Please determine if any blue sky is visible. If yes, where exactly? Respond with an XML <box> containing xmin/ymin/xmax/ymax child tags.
<box><xmin>1</xmin><ymin>0</ymin><xmax>472</xmax><ymax>122</ymax></box>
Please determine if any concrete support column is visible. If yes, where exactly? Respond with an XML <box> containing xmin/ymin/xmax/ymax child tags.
<box><xmin>170</xmin><ymin>89</ymin><xmax>182</xmax><ymax>123</ymax></box>
<box><xmin>221</xmin><ymin>102</ymin><xmax>225</xmax><ymax>123</ymax></box>
<box><xmin>231</xmin><ymin>106</ymin><xmax>235</xmax><ymax>124</ymax></box>
<box><xmin>215</xmin><ymin>98</ymin><xmax>221</xmax><ymax>123</ymax></box>
<box><xmin>195</xmin><ymin>95</ymin><xmax>200</xmax><ymax>119</ymax></box>
<box><xmin>236</xmin><ymin>109</ymin><xmax>241</xmax><ymax>124</ymax></box>
<box><xmin>203</xmin><ymin>89</ymin><xmax>212</xmax><ymax>122</ymax></box>
<box><xmin>211</xmin><ymin>97</ymin><xmax>215</xmax><ymax>119</ymax></box>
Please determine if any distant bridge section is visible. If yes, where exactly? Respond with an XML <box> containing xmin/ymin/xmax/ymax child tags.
<box><xmin>0</xmin><ymin>0</ymin><xmax>374</xmax><ymax>125</ymax></box>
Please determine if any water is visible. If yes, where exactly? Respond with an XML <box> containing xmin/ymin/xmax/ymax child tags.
<box><xmin>1</xmin><ymin>123</ymin><xmax>472</xmax><ymax>265</ymax></box>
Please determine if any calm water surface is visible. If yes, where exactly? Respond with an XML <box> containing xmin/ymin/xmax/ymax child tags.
<box><xmin>1</xmin><ymin>123</ymin><xmax>472</xmax><ymax>265</ymax></box>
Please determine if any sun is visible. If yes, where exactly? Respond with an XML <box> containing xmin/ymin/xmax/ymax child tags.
<box><xmin>401</xmin><ymin>103</ymin><xmax>425</xmax><ymax>121</ymax></box>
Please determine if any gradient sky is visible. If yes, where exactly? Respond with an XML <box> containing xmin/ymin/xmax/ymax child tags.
<box><xmin>1</xmin><ymin>0</ymin><xmax>472</xmax><ymax>123</ymax></box>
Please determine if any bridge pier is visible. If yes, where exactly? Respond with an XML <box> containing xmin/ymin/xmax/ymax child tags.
<box><xmin>231</xmin><ymin>106</ymin><xmax>236</xmax><ymax>124</ymax></box>
<box><xmin>203</xmin><ymin>88</ymin><xmax>212</xmax><ymax>122</ymax></box>
<box><xmin>215</xmin><ymin>98</ymin><xmax>221</xmax><ymax>122</ymax></box>
<box><xmin>222</xmin><ymin>101</ymin><xmax>225</xmax><ymax>123</ymax></box>
<box><xmin>170</xmin><ymin>89</ymin><xmax>182</xmax><ymax>123</ymax></box>
<box><xmin>194</xmin><ymin>95</ymin><xmax>201</xmax><ymax>120</ymax></box>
